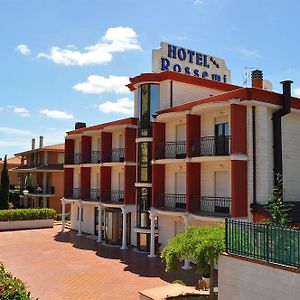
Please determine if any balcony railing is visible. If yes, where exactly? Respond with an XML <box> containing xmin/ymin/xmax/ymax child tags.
<box><xmin>191</xmin><ymin>136</ymin><xmax>230</xmax><ymax>157</ymax></box>
<box><xmin>192</xmin><ymin>196</ymin><xmax>231</xmax><ymax>217</ymax></box>
<box><xmin>102</xmin><ymin>190</ymin><xmax>124</xmax><ymax>204</ymax></box>
<box><xmin>91</xmin><ymin>151</ymin><xmax>101</xmax><ymax>163</ymax></box>
<box><xmin>25</xmin><ymin>185</ymin><xmax>55</xmax><ymax>195</ymax></box>
<box><xmin>80</xmin><ymin>188</ymin><xmax>101</xmax><ymax>201</ymax></box>
<box><xmin>102</xmin><ymin>148</ymin><xmax>125</xmax><ymax>163</ymax></box>
<box><xmin>155</xmin><ymin>141</ymin><xmax>186</xmax><ymax>160</ymax></box>
<box><xmin>65</xmin><ymin>188</ymin><xmax>81</xmax><ymax>199</ymax></box>
<box><xmin>74</xmin><ymin>153</ymin><xmax>81</xmax><ymax>164</ymax></box>
<box><xmin>90</xmin><ymin>188</ymin><xmax>100</xmax><ymax>201</ymax></box>
<box><xmin>65</xmin><ymin>153</ymin><xmax>81</xmax><ymax>165</ymax></box>
<box><xmin>156</xmin><ymin>193</ymin><xmax>186</xmax><ymax>211</ymax></box>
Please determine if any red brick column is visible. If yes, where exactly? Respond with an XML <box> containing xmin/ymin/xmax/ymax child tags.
<box><xmin>65</xmin><ymin>139</ymin><xmax>74</xmax><ymax>164</ymax></box>
<box><xmin>124</xmin><ymin>165</ymin><xmax>135</xmax><ymax>204</ymax></box>
<box><xmin>186</xmin><ymin>114</ymin><xmax>200</xmax><ymax>157</ymax></box>
<box><xmin>125</xmin><ymin>127</ymin><xmax>136</xmax><ymax>162</ymax></box>
<box><xmin>80</xmin><ymin>167</ymin><xmax>91</xmax><ymax>199</ymax></box>
<box><xmin>231</xmin><ymin>160</ymin><xmax>248</xmax><ymax>217</ymax></box>
<box><xmin>186</xmin><ymin>162</ymin><xmax>201</xmax><ymax>212</ymax></box>
<box><xmin>100</xmin><ymin>166</ymin><xmax>111</xmax><ymax>198</ymax></box>
<box><xmin>152</xmin><ymin>122</ymin><xmax>165</xmax><ymax>159</ymax></box>
<box><xmin>101</xmin><ymin>132</ymin><xmax>112</xmax><ymax>162</ymax></box>
<box><xmin>81</xmin><ymin>136</ymin><xmax>91</xmax><ymax>163</ymax></box>
<box><xmin>230</xmin><ymin>104</ymin><xmax>247</xmax><ymax>154</ymax></box>
<box><xmin>152</xmin><ymin>164</ymin><xmax>165</xmax><ymax>208</ymax></box>
<box><xmin>64</xmin><ymin>168</ymin><xmax>73</xmax><ymax>197</ymax></box>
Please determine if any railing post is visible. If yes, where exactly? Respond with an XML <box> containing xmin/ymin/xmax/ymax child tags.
<box><xmin>266</xmin><ymin>223</ymin><xmax>269</xmax><ymax>263</ymax></box>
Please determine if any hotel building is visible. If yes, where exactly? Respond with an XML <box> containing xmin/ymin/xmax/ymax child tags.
<box><xmin>61</xmin><ymin>43</ymin><xmax>300</xmax><ymax>256</ymax></box>
<box><xmin>14</xmin><ymin>137</ymin><xmax>65</xmax><ymax>212</ymax></box>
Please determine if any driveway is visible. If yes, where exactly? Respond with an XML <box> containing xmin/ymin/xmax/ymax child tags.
<box><xmin>0</xmin><ymin>226</ymin><xmax>199</xmax><ymax>299</ymax></box>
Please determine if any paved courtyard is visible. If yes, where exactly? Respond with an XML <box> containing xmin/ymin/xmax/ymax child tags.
<box><xmin>0</xmin><ymin>226</ymin><xmax>199</xmax><ymax>299</ymax></box>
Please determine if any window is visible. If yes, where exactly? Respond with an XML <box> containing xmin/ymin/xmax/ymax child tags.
<box><xmin>136</xmin><ymin>188</ymin><xmax>151</xmax><ymax>228</ymax></box>
<box><xmin>215</xmin><ymin>122</ymin><xmax>230</xmax><ymax>155</ymax></box>
<box><xmin>138</xmin><ymin>142</ymin><xmax>152</xmax><ymax>182</ymax></box>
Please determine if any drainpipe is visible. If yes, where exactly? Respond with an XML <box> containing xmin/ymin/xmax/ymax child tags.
<box><xmin>272</xmin><ymin>80</ymin><xmax>293</xmax><ymax>187</ymax></box>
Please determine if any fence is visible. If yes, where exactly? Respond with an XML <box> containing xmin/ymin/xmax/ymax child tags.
<box><xmin>226</xmin><ymin>219</ymin><xmax>300</xmax><ymax>270</ymax></box>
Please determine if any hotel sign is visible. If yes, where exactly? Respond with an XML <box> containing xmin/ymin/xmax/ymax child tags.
<box><xmin>152</xmin><ymin>42</ymin><xmax>231</xmax><ymax>83</ymax></box>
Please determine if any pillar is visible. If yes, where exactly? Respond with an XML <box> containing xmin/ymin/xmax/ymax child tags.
<box><xmin>42</xmin><ymin>197</ymin><xmax>47</xmax><ymax>208</ymax></box>
<box><xmin>77</xmin><ymin>202</ymin><xmax>82</xmax><ymax>236</ymax></box>
<box><xmin>182</xmin><ymin>215</ymin><xmax>192</xmax><ymax>270</ymax></box>
<box><xmin>61</xmin><ymin>198</ymin><xmax>66</xmax><ymax>232</ymax></box>
<box><xmin>121</xmin><ymin>207</ymin><xmax>127</xmax><ymax>250</ymax></box>
<box><xmin>97</xmin><ymin>204</ymin><xmax>102</xmax><ymax>243</ymax></box>
<box><xmin>148</xmin><ymin>211</ymin><xmax>156</xmax><ymax>258</ymax></box>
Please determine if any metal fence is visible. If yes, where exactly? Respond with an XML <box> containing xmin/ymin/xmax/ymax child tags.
<box><xmin>191</xmin><ymin>136</ymin><xmax>230</xmax><ymax>157</ymax></box>
<box><xmin>193</xmin><ymin>196</ymin><xmax>231</xmax><ymax>217</ymax></box>
<box><xmin>226</xmin><ymin>219</ymin><xmax>300</xmax><ymax>270</ymax></box>
<box><xmin>102</xmin><ymin>148</ymin><xmax>125</xmax><ymax>162</ymax></box>
<box><xmin>156</xmin><ymin>193</ymin><xmax>186</xmax><ymax>211</ymax></box>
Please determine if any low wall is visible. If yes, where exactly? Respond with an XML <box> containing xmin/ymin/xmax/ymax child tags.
<box><xmin>219</xmin><ymin>254</ymin><xmax>300</xmax><ymax>300</ymax></box>
<box><xmin>0</xmin><ymin>219</ymin><xmax>54</xmax><ymax>231</ymax></box>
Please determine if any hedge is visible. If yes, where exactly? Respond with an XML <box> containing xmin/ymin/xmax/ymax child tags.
<box><xmin>0</xmin><ymin>263</ymin><xmax>32</xmax><ymax>299</ymax></box>
<box><xmin>0</xmin><ymin>208</ymin><xmax>57</xmax><ymax>222</ymax></box>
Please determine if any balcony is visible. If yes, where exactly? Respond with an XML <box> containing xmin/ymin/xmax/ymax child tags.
<box><xmin>192</xmin><ymin>196</ymin><xmax>231</xmax><ymax>217</ymax></box>
<box><xmin>81</xmin><ymin>188</ymin><xmax>100</xmax><ymax>202</ymax></box>
<box><xmin>24</xmin><ymin>185</ymin><xmax>55</xmax><ymax>195</ymax></box>
<box><xmin>91</xmin><ymin>151</ymin><xmax>101</xmax><ymax>163</ymax></box>
<box><xmin>65</xmin><ymin>153</ymin><xmax>81</xmax><ymax>165</ymax></box>
<box><xmin>155</xmin><ymin>141</ymin><xmax>186</xmax><ymax>160</ymax></box>
<box><xmin>155</xmin><ymin>193</ymin><xmax>186</xmax><ymax>212</ymax></box>
<box><xmin>102</xmin><ymin>148</ymin><xmax>125</xmax><ymax>163</ymax></box>
<box><xmin>101</xmin><ymin>190</ymin><xmax>124</xmax><ymax>204</ymax></box>
<box><xmin>65</xmin><ymin>188</ymin><xmax>81</xmax><ymax>199</ymax></box>
<box><xmin>191</xmin><ymin>136</ymin><xmax>230</xmax><ymax>157</ymax></box>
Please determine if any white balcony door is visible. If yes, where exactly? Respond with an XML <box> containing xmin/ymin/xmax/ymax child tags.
<box><xmin>119</xmin><ymin>134</ymin><xmax>124</xmax><ymax>148</ymax></box>
<box><xmin>215</xmin><ymin>171</ymin><xmax>230</xmax><ymax>197</ymax></box>
<box><xmin>97</xmin><ymin>138</ymin><xmax>101</xmax><ymax>151</ymax></box>
<box><xmin>118</xmin><ymin>172</ymin><xmax>124</xmax><ymax>191</ymax></box>
<box><xmin>175</xmin><ymin>172</ymin><xmax>186</xmax><ymax>194</ymax></box>
<box><xmin>176</xmin><ymin>124</ymin><xmax>186</xmax><ymax>141</ymax></box>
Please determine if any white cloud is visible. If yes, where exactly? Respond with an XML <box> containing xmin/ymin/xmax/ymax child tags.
<box><xmin>294</xmin><ymin>88</ymin><xmax>300</xmax><ymax>97</ymax></box>
<box><xmin>40</xmin><ymin>109</ymin><xmax>74</xmax><ymax>120</ymax></box>
<box><xmin>228</xmin><ymin>47</ymin><xmax>261</xmax><ymax>58</ymax></box>
<box><xmin>15</xmin><ymin>44</ymin><xmax>31</xmax><ymax>55</ymax></box>
<box><xmin>73</xmin><ymin>75</ymin><xmax>129</xmax><ymax>94</ymax></box>
<box><xmin>194</xmin><ymin>0</ymin><xmax>203</xmax><ymax>5</ymax></box>
<box><xmin>38</xmin><ymin>27</ymin><xmax>141</xmax><ymax>66</ymax></box>
<box><xmin>13</xmin><ymin>107</ymin><xmax>30</xmax><ymax>118</ymax></box>
<box><xmin>98</xmin><ymin>97</ymin><xmax>133</xmax><ymax>115</ymax></box>
<box><xmin>0</xmin><ymin>107</ymin><xmax>4</xmax><ymax>112</ymax></box>
<box><xmin>0</xmin><ymin>127</ymin><xmax>34</xmax><ymax>136</ymax></box>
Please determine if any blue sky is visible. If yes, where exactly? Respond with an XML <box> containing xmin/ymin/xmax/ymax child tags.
<box><xmin>1</xmin><ymin>0</ymin><xmax>300</xmax><ymax>158</ymax></box>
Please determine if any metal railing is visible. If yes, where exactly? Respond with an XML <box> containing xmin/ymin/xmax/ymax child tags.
<box><xmin>226</xmin><ymin>219</ymin><xmax>300</xmax><ymax>270</ymax></box>
<box><xmin>102</xmin><ymin>148</ymin><xmax>125</xmax><ymax>163</ymax></box>
<box><xmin>191</xmin><ymin>135</ymin><xmax>230</xmax><ymax>157</ymax></box>
<box><xmin>65</xmin><ymin>188</ymin><xmax>81</xmax><ymax>199</ymax></box>
<box><xmin>90</xmin><ymin>188</ymin><xmax>100</xmax><ymax>201</ymax></box>
<box><xmin>155</xmin><ymin>141</ymin><xmax>186</xmax><ymax>160</ymax></box>
<box><xmin>156</xmin><ymin>193</ymin><xmax>186</xmax><ymax>211</ymax></box>
<box><xmin>192</xmin><ymin>196</ymin><xmax>231</xmax><ymax>217</ymax></box>
<box><xmin>74</xmin><ymin>153</ymin><xmax>81</xmax><ymax>164</ymax></box>
<box><xmin>25</xmin><ymin>185</ymin><xmax>55</xmax><ymax>195</ymax></box>
<box><xmin>91</xmin><ymin>151</ymin><xmax>101</xmax><ymax>163</ymax></box>
<box><xmin>102</xmin><ymin>190</ymin><xmax>124</xmax><ymax>204</ymax></box>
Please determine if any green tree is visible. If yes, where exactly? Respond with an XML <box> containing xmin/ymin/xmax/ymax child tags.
<box><xmin>267</xmin><ymin>173</ymin><xmax>293</xmax><ymax>226</ymax></box>
<box><xmin>0</xmin><ymin>155</ymin><xmax>10</xmax><ymax>210</ymax></box>
<box><xmin>161</xmin><ymin>224</ymin><xmax>225</xmax><ymax>299</ymax></box>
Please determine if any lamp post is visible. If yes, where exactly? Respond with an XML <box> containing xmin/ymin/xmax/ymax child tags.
<box><xmin>23</xmin><ymin>189</ymin><xmax>29</xmax><ymax>208</ymax></box>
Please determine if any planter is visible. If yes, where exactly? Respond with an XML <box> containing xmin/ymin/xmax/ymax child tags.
<box><xmin>0</xmin><ymin>219</ymin><xmax>54</xmax><ymax>231</ymax></box>
<box><xmin>202</xmin><ymin>276</ymin><xmax>210</xmax><ymax>288</ymax></box>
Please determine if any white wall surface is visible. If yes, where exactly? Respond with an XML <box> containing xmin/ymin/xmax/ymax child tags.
<box><xmin>165</xmin><ymin>119</ymin><xmax>186</xmax><ymax>142</ymax></box>
<box><xmin>165</xmin><ymin>163</ymin><xmax>186</xmax><ymax>194</ymax></box>
<box><xmin>219</xmin><ymin>255</ymin><xmax>300</xmax><ymax>300</ymax></box>
<box><xmin>160</xmin><ymin>80</ymin><xmax>171</xmax><ymax>110</ymax></box>
<box><xmin>74</xmin><ymin>138</ymin><xmax>81</xmax><ymax>153</ymax></box>
<box><xmin>111</xmin><ymin>165</ymin><xmax>124</xmax><ymax>190</ymax></box>
<box><xmin>90</xmin><ymin>166</ymin><xmax>100</xmax><ymax>189</ymax></box>
<box><xmin>282</xmin><ymin>112</ymin><xmax>300</xmax><ymax>201</ymax></box>
<box><xmin>91</xmin><ymin>135</ymin><xmax>101</xmax><ymax>151</ymax></box>
<box><xmin>112</xmin><ymin>130</ymin><xmax>124</xmax><ymax>148</ymax></box>
<box><xmin>201</xmin><ymin>110</ymin><xmax>229</xmax><ymax>137</ymax></box>
<box><xmin>201</xmin><ymin>161</ymin><xmax>230</xmax><ymax>197</ymax></box>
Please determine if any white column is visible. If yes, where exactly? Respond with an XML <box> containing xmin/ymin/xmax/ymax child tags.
<box><xmin>182</xmin><ymin>215</ymin><xmax>192</xmax><ymax>270</ymax></box>
<box><xmin>148</xmin><ymin>212</ymin><xmax>156</xmax><ymax>258</ymax></box>
<box><xmin>121</xmin><ymin>207</ymin><xmax>127</xmax><ymax>250</ymax></box>
<box><xmin>43</xmin><ymin>197</ymin><xmax>47</xmax><ymax>208</ymax></box>
<box><xmin>61</xmin><ymin>198</ymin><xmax>66</xmax><ymax>232</ymax></box>
<box><xmin>97</xmin><ymin>205</ymin><xmax>102</xmax><ymax>243</ymax></box>
<box><xmin>77</xmin><ymin>202</ymin><xmax>82</xmax><ymax>236</ymax></box>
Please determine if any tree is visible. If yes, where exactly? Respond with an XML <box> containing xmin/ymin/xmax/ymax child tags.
<box><xmin>161</xmin><ymin>224</ymin><xmax>225</xmax><ymax>299</ymax></box>
<box><xmin>0</xmin><ymin>155</ymin><xmax>10</xmax><ymax>209</ymax></box>
<box><xmin>267</xmin><ymin>173</ymin><xmax>293</xmax><ymax>226</ymax></box>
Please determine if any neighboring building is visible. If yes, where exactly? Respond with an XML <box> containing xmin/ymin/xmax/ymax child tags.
<box><xmin>61</xmin><ymin>42</ymin><xmax>300</xmax><ymax>257</ymax></box>
<box><xmin>13</xmin><ymin>137</ymin><xmax>65</xmax><ymax>212</ymax></box>
<box><xmin>0</xmin><ymin>156</ymin><xmax>21</xmax><ymax>186</ymax></box>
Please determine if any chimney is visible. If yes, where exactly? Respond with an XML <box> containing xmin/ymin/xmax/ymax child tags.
<box><xmin>75</xmin><ymin>122</ymin><xmax>86</xmax><ymax>130</ymax></box>
<box><xmin>39</xmin><ymin>136</ymin><xmax>44</xmax><ymax>148</ymax></box>
<box><xmin>32</xmin><ymin>138</ymin><xmax>35</xmax><ymax>150</ymax></box>
<box><xmin>251</xmin><ymin>69</ymin><xmax>263</xmax><ymax>89</ymax></box>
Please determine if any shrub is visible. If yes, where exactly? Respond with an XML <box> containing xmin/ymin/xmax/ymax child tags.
<box><xmin>0</xmin><ymin>208</ymin><xmax>57</xmax><ymax>222</ymax></box>
<box><xmin>172</xmin><ymin>279</ymin><xmax>186</xmax><ymax>286</ymax></box>
<box><xmin>0</xmin><ymin>263</ymin><xmax>32</xmax><ymax>299</ymax></box>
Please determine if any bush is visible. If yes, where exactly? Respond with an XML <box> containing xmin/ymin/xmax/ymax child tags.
<box><xmin>0</xmin><ymin>263</ymin><xmax>32</xmax><ymax>299</ymax></box>
<box><xmin>172</xmin><ymin>279</ymin><xmax>186</xmax><ymax>286</ymax></box>
<box><xmin>0</xmin><ymin>208</ymin><xmax>57</xmax><ymax>222</ymax></box>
